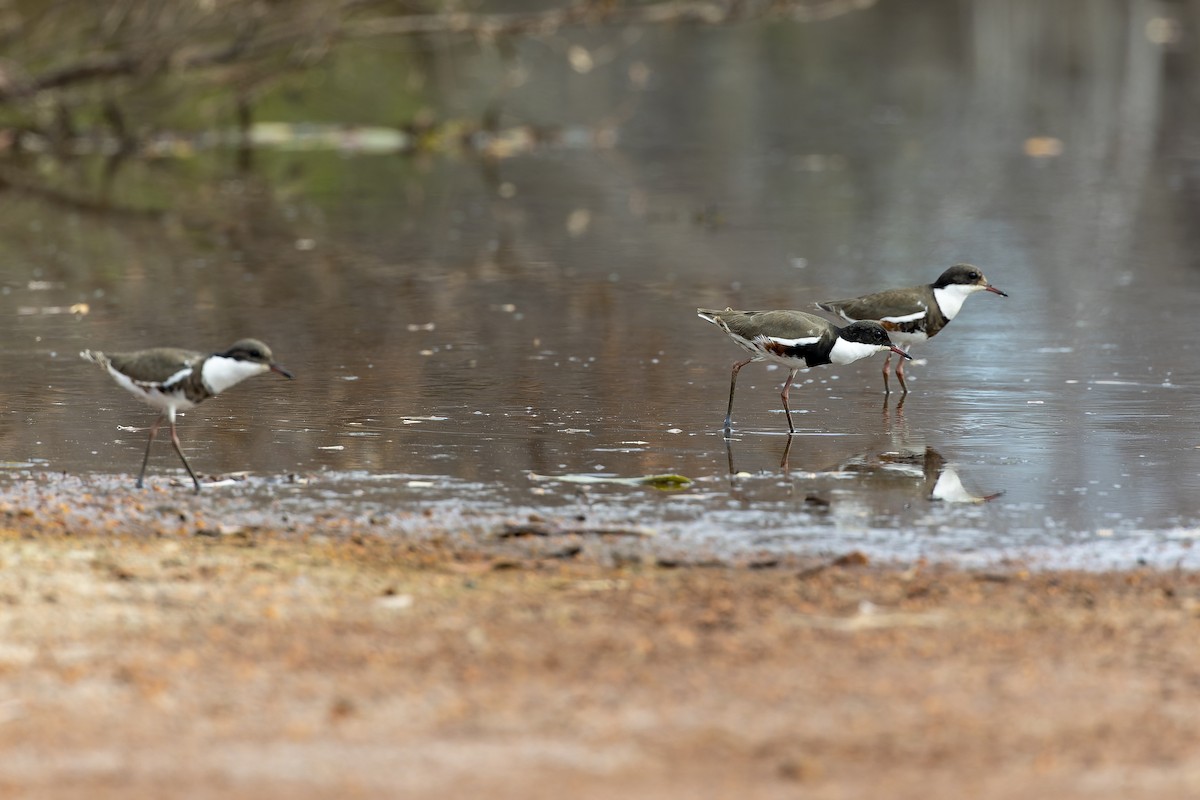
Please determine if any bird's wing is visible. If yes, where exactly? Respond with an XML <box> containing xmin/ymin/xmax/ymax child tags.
<box><xmin>107</xmin><ymin>348</ymin><xmax>203</xmax><ymax>385</ymax></box>
<box><xmin>718</xmin><ymin>309</ymin><xmax>834</xmax><ymax>342</ymax></box>
<box><xmin>819</xmin><ymin>288</ymin><xmax>928</xmax><ymax>323</ymax></box>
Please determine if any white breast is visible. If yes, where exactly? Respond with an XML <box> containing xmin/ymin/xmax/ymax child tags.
<box><xmin>932</xmin><ymin>283</ymin><xmax>981</xmax><ymax>320</ymax></box>
<box><xmin>201</xmin><ymin>356</ymin><xmax>268</xmax><ymax>395</ymax></box>
<box><xmin>829</xmin><ymin>338</ymin><xmax>887</xmax><ymax>365</ymax></box>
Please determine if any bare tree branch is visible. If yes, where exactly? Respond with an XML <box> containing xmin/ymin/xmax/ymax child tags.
<box><xmin>0</xmin><ymin>0</ymin><xmax>875</xmax><ymax>103</ymax></box>
<box><xmin>344</xmin><ymin>0</ymin><xmax>875</xmax><ymax>38</ymax></box>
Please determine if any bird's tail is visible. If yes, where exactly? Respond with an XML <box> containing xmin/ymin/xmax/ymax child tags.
<box><xmin>80</xmin><ymin>349</ymin><xmax>110</xmax><ymax>369</ymax></box>
<box><xmin>814</xmin><ymin>300</ymin><xmax>854</xmax><ymax>324</ymax></box>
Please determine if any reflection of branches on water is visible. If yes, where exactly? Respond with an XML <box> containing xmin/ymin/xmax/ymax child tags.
<box><xmin>0</xmin><ymin>0</ymin><xmax>874</xmax><ymax>106</ymax></box>
<box><xmin>0</xmin><ymin>148</ymin><xmax>335</xmax><ymax>278</ymax></box>
<box><xmin>0</xmin><ymin>158</ymin><xmax>162</xmax><ymax>219</ymax></box>
<box><xmin>0</xmin><ymin>0</ymin><xmax>877</xmax><ymax>218</ymax></box>
<box><xmin>0</xmin><ymin>1</ymin><xmax>334</xmax><ymax>104</ymax></box>
<box><xmin>345</xmin><ymin>0</ymin><xmax>876</xmax><ymax>39</ymax></box>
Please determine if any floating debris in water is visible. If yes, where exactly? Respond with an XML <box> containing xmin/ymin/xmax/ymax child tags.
<box><xmin>528</xmin><ymin>472</ymin><xmax>692</xmax><ymax>490</ymax></box>
<box><xmin>1024</xmin><ymin>136</ymin><xmax>1064</xmax><ymax>157</ymax></box>
<box><xmin>17</xmin><ymin>303</ymin><xmax>89</xmax><ymax>316</ymax></box>
<box><xmin>568</xmin><ymin>45</ymin><xmax>595</xmax><ymax>74</ymax></box>
<box><xmin>567</xmin><ymin>209</ymin><xmax>592</xmax><ymax>236</ymax></box>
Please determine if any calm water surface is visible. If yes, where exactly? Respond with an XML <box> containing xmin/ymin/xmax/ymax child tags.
<box><xmin>3</xmin><ymin>2</ymin><xmax>1200</xmax><ymax>567</ymax></box>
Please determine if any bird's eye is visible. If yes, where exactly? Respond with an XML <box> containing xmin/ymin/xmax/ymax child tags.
<box><xmin>969</xmin><ymin>271</ymin><xmax>980</xmax><ymax>280</ymax></box>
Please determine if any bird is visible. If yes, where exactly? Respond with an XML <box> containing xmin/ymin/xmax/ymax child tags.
<box><xmin>697</xmin><ymin>307</ymin><xmax>911</xmax><ymax>434</ymax></box>
<box><xmin>816</xmin><ymin>264</ymin><xmax>1007</xmax><ymax>395</ymax></box>
<box><xmin>80</xmin><ymin>338</ymin><xmax>294</xmax><ymax>492</ymax></box>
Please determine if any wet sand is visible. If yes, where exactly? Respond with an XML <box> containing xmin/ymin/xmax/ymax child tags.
<box><xmin>1</xmin><ymin>479</ymin><xmax>1198</xmax><ymax>799</ymax></box>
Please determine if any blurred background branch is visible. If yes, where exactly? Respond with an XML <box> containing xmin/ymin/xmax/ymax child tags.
<box><xmin>0</xmin><ymin>0</ymin><xmax>873</xmax><ymax>145</ymax></box>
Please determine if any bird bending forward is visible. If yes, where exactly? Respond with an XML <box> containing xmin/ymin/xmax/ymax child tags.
<box><xmin>81</xmin><ymin>338</ymin><xmax>294</xmax><ymax>492</ymax></box>
<box><xmin>697</xmin><ymin>308</ymin><xmax>910</xmax><ymax>434</ymax></box>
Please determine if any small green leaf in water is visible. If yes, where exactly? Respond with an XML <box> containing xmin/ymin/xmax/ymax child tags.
<box><xmin>632</xmin><ymin>474</ymin><xmax>693</xmax><ymax>489</ymax></box>
<box><xmin>527</xmin><ymin>472</ymin><xmax>692</xmax><ymax>490</ymax></box>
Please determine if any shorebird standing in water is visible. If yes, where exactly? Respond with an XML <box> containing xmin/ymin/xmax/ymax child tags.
<box><xmin>817</xmin><ymin>264</ymin><xmax>1008</xmax><ymax>395</ymax></box>
<box><xmin>81</xmin><ymin>338</ymin><xmax>294</xmax><ymax>492</ymax></box>
<box><xmin>697</xmin><ymin>307</ymin><xmax>911</xmax><ymax>434</ymax></box>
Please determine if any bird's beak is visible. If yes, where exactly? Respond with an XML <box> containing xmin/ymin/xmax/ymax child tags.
<box><xmin>986</xmin><ymin>284</ymin><xmax>1009</xmax><ymax>297</ymax></box>
<box><xmin>890</xmin><ymin>346</ymin><xmax>913</xmax><ymax>360</ymax></box>
<box><xmin>271</xmin><ymin>363</ymin><xmax>295</xmax><ymax>380</ymax></box>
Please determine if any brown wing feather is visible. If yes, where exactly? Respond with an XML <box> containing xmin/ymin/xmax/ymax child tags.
<box><xmin>703</xmin><ymin>309</ymin><xmax>837</xmax><ymax>341</ymax></box>
<box><xmin>818</xmin><ymin>287</ymin><xmax>930</xmax><ymax>321</ymax></box>
<box><xmin>107</xmin><ymin>348</ymin><xmax>203</xmax><ymax>384</ymax></box>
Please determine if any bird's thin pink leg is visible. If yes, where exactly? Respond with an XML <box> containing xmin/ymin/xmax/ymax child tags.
<box><xmin>168</xmin><ymin>419</ymin><xmax>202</xmax><ymax>493</ymax></box>
<box><xmin>895</xmin><ymin>348</ymin><xmax>910</xmax><ymax>395</ymax></box>
<box><xmin>780</xmin><ymin>368</ymin><xmax>800</xmax><ymax>433</ymax></box>
<box><xmin>136</xmin><ymin>414</ymin><xmax>165</xmax><ymax>489</ymax></box>
<box><xmin>724</xmin><ymin>358</ymin><xmax>753</xmax><ymax>435</ymax></box>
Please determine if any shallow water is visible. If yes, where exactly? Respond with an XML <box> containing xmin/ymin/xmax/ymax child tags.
<box><xmin>3</xmin><ymin>2</ymin><xmax>1200</xmax><ymax>567</ymax></box>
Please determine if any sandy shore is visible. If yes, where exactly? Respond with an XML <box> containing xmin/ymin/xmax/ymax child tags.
<box><xmin>0</xmin><ymin>485</ymin><xmax>1198</xmax><ymax>799</ymax></box>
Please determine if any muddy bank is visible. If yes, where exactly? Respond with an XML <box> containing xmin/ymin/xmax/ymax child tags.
<box><xmin>0</xmin><ymin>499</ymin><xmax>1198</xmax><ymax>798</ymax></box>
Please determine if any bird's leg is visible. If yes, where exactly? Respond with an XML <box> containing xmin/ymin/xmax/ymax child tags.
<box><xmin>780</xmin><ymin>433</ymin><xmax>794</xmax><ymax>474</ymax></box>
<box><xmin>881</xmin><ymin>353</ymin><xmax>892</xmax><ymax>395</ymax></box>
<box><xmin>167</xmin><ymin>418</ymin><xmax>202</xmax><ymax>493</ymax></box>
<box><xmin>780</xmin><ymin>368</ymin><xmax>800</xmax><ymax>434</ymax></box>
<box><xmin>724</xmin><ymin>358</ymin><xmax>753</xmax><ymax>436</ymax></box>
<box><xmin>895</xmin><ymin>347</ymin><xmax>910</xmax><ymax>396</ymax></box>
<box><xmin>724</xmin><ymin>437</ymin><xmax>748</xmax><ymax>500</ymax></box>
<box><xmin>136</xmin><ymin>413</ymin><xmax>165</xmax><ymax>489</ymax></box>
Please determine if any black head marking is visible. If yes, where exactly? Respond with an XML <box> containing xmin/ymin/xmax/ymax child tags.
<box><xmin>217</xmin><ymin>338</ymin><xmax>294</xmax><ymax>378</ymax></box>
<box><xmin>219</xmin><ymin>338</ymin><xmax>275</xmax><ymax>364</ymax></box>
<box><xmin>840</xmin><ymin>321</ymin><xmax>894</xmax><ymax>346</ymax></box>
<box><xmin>934</xmin><ymin>264</ymin><xmax>986</xmax><ymax>288</ymax></box>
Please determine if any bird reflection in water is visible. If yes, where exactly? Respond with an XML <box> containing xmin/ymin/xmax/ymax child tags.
<box><xmin>836</xmin><ymin>444</ymin><xmax>1002</xmax><ymax>504</ymax></box>
<box><xmin>930</xmin><ymin>466</ymin><xmax>1003</xmax><ymax>504</ymax></box>
<box><xmin>724</xmin><ymin>429</ymin><xmax>1002</xmax><ymax>505</ymax></box>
